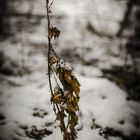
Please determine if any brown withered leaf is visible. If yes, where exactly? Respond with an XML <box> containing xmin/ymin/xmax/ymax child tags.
<box><xmin>67</xmin><ymin>94</ymin><xmax>73</xmax><ymax>103</ymax></box>
<box><xmin>48</xmin><ymin>10</ymin><xmax>52</xmax><ymax>13</ymax></box>
<box><xmin>56</xmin><ymin>112</ymin><xmax>61</xmax><ymax>121</ymax></box>
<box><xmin>53</xmin><ymin>86</ymin><xmax>63</xmax><ymax>95</ymax></box>
<box><xmin>49</xmin><ymin>50</ymin><xmax>58</xmax><ymax>65</ymax></box>
<box><xmin>56</xmin><ymin>65</ymin><xmax>80</xmax><ymax>96</ymax></box>
<box><xmin>63</xmin><ymin>132</ymin><xmax>71</xmax><ymax>140</ymax></box>
<box><xmin>63</xmin><ymin>68</ymin><xmax>80</xmax><ymax>94</ymax></box>
<box><xmin>52</xmin><ymin>27</ymin><xmax>60</xmax><ymax>39</ymax></box>
<box><xmin>67</xmin><ymin>103</ymin><xmax>77</xmax><ymax>113</ymax></box>
<box><xmin>51</xmin><ymin>94</ymin><xmax>62</xmax><ymax>104</ymax></box>
<box><xmin>72</xmin><ymin>76</ymin><xmax>80</xmax><ymax>95</ymax></box>
<box><xmin>63</xmin><ymin>69</ymin><xmax>72</xmax><ymax>84</ymax></box>
<box><xmin>67</xmin><ymin>94</ymin><xmax>79</xmax><ymax>104</ymax></box>
<box><xmin>48</xmin><ymin>26</ymin><xmax>60</xmax><ymax>39</ymax></box>
<box><xmin>51</xmin><ymin>86</ymin><xmax>63</xmax><ymax>104</ymax></box>
<box><xmin>56</xmin><ymin>111</ymin><xmax>66</xmax><ymax>121</ymax></box>
<box><xmin>72</xmin><ymin>114</ymin><xmax>78</xmax><ymax>126</ymax></box>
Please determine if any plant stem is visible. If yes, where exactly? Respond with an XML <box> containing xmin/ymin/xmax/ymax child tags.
<box><xmin>45</xmin><ymin>0</ymin><xmax>67</xmax><ymax>133</ymax></box>
<box><xmin>46</xmin><ymin>0</ymin><xmax>53</xmax><ymax>96</ymax></box>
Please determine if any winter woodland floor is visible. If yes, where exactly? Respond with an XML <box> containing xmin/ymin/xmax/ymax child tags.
<box><xmin>0</xmin><ymin>38</ymin><xmax>140</xmax><ymax>140</ymax></box>
<box><xmin>0</xmin><ymin>0</ymin><xmax>140</xmax><ymax>139</ymax></box>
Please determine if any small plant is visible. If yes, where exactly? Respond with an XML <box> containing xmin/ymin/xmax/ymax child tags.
<box><xmin>45</xmin><ymin>0</ymin><xmax>81</xmax><ymax>140</ymax></box>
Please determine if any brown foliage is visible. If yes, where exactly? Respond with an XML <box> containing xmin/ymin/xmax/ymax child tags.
<box><xmin>45</xmin><ymin>0</ymin><xmax>81</xmax><ymax>140</ymax></box>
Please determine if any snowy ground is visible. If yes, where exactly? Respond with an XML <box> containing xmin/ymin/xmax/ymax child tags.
<box><xmin>0</xmin><ymin>0</ymin><xmax>140</xmax><ymax>140</ymax></box>
<box><xmin>0</xmin><ymin>40</ymin><xmax>140</xmax><ymax>140</ymax></box>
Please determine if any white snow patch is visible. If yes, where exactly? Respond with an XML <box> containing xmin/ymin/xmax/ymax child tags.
<box><xmin>0</xmin><ymin>74</ymin><xmax>139</xmax><ymax>140</ymax></box>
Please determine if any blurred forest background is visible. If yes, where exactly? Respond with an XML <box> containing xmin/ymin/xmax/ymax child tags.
<box><xmin>0</xmin><ymin>0</ymin><xmax>140</xmax><ymax>100</ymax></box>
<box><xmin>0</xmin><ymin>0</ymin><xmax>140</xmax><ymax>140</ymax></box>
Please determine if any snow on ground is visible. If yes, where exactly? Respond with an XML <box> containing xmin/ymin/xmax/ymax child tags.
<box><xmin>0</xmin><ymin>1</ymin><xmax>140</xmax><ymax>139</ymax></box>
<box><xmin>0</xmin><ymin>39</ymin><xmax>140</xmax><ymax>140</ymax></box>
<box><xmin>79</xmin><ymin>76</ymin><xmax>139</xmax><ymax>135</ymax></box>
<box><xmin>0</xmin><ymin>69</ymin><xmax>140</xmax><ymax>140</ymax></box>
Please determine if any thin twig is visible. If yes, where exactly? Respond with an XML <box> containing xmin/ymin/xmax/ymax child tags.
<box><xmin>52</xmin><ymin>66</ymin><xmax>59</xmax><ymax>85</ymax></box>
<box><xmin>48</xmin><ymin>0</ymin><xmax>55</xmax><ymax>10</ymax></box>
<box><xmin>45</xmin><ymin>0</ymin><xmax>67</xmax><ymax>133</ymax></box>
<box><xmin>46</xmin><ymin>0</ymin><xmax>53</xmax><ymax>96</ymax></box>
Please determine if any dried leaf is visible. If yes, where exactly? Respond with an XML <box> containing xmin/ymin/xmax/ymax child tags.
<box><xmin>56</xmin><ymin>111</ymin><xmax>66</xmax><ymax>121</ymax></box>
<box><xmin>56</xmin><ymin>112</ymin><xmax>61</xmax><ymax>121</ymax></box>
<box><xmin>48</xmin><ymin>26</ymin><xmax>60</xmax><ymax>39</ymax></box>
<box><xmin>51</xmin><ymin>86</ymin><xmax>63</xmax><ymax>104</ymax></box>
<box><xmin>48</xmin><ymin>10</ymin><xmax>52</xmax><ymax>13</ymax></box>
<box><xmin>49</xmin><ymin>51</ymin><xmax>58</xmax><ymax>65</ymax></box>
<box><xmin>72</xmin><ymin>114</ymin><xmax>78</xmax><ymax>126</ymax></box>
<box><xmin>67</xmin><ymin>95</ymin><xmax>73</xmax><ymax>103</ymax></box>
<box><xmin>72</xmin><ymin>77</ymin><xmax>80</xmax><ymax>94</ymax></box>
<box><xmin>67</xmin><ymin>104</ymin><xmax>76</xmax><ymax>113</ymax></box>
<box><xmin>51</xmin><ymin>94</ymin><xmax>62</xmax><ymax>104</ymax></box>
<box><xmin>52</xmin><ymin>27</ymin><xmax>60</xmax><ymax>39</ymax></box>
<box><xmin>63</xmin><ymin>68</ymin><xmax>81</xmax><ymax>94</ymax></box>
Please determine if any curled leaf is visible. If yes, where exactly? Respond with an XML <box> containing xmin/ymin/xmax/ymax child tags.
<box><xmin>56</xmin><ymin>65</ymin><xmax>81</xmax><ymax>95</ymax></box>
<box><xmin>52</xmin><ymin>27</ymin><xmax>60</xmax><ymax>39</ymax></box>
<box><xmin>51</xmin><ymin>86</ymin><xmax>63</xmax><ymax>104</ymax></box>
<box><xmin>48</xmin><ymin>26</ymin><xmax>60</xmax><ymax>39</ymax></box>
